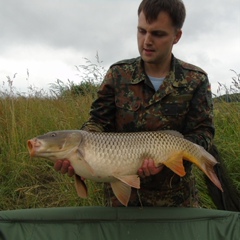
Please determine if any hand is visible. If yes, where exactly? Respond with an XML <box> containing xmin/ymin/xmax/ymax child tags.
<box><xmin>138</xmin><ymin>159</ymin><xmax>164</xmax><ymax>178</ymax></box>
<box><xmin>54</xmin><ymin>159</ymin><xmax>75</xmax><ymax>177</ymax></box>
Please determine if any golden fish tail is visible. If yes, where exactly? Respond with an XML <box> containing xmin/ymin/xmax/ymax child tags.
<box><xmin>199</xmin><ymin>150</ymin><xmax>223</xmax><ymax>192</ymax></box>
<box><xmin>184</xmin><ymin>146</ymin><xmax>223</xmax><ymax>192</ymax></box>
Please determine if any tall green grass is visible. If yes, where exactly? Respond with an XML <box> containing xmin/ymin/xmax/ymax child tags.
<box><xmin>214</xmin><ymin>101</ymin><xmax>240</xmax><ymax>188</ymax></box>
<box><xmin>0</xmin><ymin>71</ymin><xmax>239</xmax><ymax>210</ymax></box>
<box><xmin>194</xmin><ymin>71</ymin><xmax>240</xmax><ymax>209</ymax></box>
<box><xmin>0</xmin><ymin>84</ymin><xmax>105</xmax><ymax>210</ymax></box>
<box><xmin>194</xmin><ymin>101</ymin><xmax>240</xmax><ymax>209</ymax></box>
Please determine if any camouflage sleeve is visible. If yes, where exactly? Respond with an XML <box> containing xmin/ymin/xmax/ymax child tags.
<box><xmin>81</xmin><ymin>68</ymin><xmax>116</xmax><ymax>132</ymax></box>
<box><xmin>183</xmin><ymin>76</ymin><xmax>215</xmax><ymax>151</ymax></box>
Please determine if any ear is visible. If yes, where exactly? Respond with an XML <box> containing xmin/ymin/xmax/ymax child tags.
<box><xmin>173</xmin><ymin>29</ymin><xmax>182</xmax><ymax>44</ymax></box>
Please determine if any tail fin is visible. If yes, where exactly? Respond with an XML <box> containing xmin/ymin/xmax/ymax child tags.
<box><xmin>207</xmin><ymin>144</ymin><xmax>240</xmax><ymax>211</ymax></box>
<box><xmin>201</xmin><ymin>158</ymin><xmax>223</xmax><ymax>192</ymax></box>
<box><xmin>190</xmin><ymin>146</ymin><xmax>223</xmax><ymax>192</ymax></box>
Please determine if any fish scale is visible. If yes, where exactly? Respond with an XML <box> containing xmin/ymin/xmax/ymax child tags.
<box><xmin>82</xmin><ymin>131</ymin><xmax>194</xmax><ymax>163</ymax></box>
<box><xmin>79</xmin><ymin>131</ymin><xmax>203</xmax><ymax>181</ymax></box>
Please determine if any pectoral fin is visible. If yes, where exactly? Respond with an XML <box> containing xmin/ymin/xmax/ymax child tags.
<box><xmin>163</xmin><ymin>151</ymin><xmax>186</xmax><ymax>177</ymax></box>
<box><xmin>110</xmin><ymin>181</ymin><xmax>132</xmax><ymax>206</ymax></box>
<box><xmin>74</xmin><ymin>174</ymin><xmax>88</xmax><ymax>198</ymax></box>
<box><xmin>76</xmin><ymin>148</ymin><xmax>95</xmax><ymax>176</ymax></box>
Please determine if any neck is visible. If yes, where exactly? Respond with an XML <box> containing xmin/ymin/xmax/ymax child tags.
<box><xmin>145</xmin><ymin>64</ymin><xmax>170</xmax><ymax>78</ymax></box>
<box><xmin>144</xmin><ymin>56</ymin><xmax>172</xmax><ymax>78</ymax></box>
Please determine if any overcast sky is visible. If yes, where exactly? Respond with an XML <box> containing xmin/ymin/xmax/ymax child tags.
<box><xmin>0</xmin><ymin>0</ymin><xmax>239</xmax><ymax>95</ymax></box>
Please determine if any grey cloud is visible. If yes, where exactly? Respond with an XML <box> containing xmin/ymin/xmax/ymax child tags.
<box><xmin>0</xmin><ymin>0</ymin><xmax>239</xmax><ymax>94</ymax></box>
<box><xmin>183</xmin><ymin>0</ymin><xmax>239</xmax><ymax>41</ymax></box>
<box><xmin>0</xmin><ymin>0</ymin><xmax>138</xmax><ymax>53</ymax></box>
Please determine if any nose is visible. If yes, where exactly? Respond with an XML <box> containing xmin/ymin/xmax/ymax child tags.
<box><xmin>144</xmin><ymin>33</ymin><xmax>153</xmax><ymax>45</ymax></box>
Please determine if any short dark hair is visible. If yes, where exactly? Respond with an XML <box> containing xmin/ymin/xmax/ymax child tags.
<box><xmin>138</xmin><ymin>0</ymin><xmax>186</xmax><ymax>29</ymax></box>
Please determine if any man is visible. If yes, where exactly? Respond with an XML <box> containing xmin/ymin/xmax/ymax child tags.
<box><xmin>55</xmin><ymin>0</ymin><xmax>214</xmax><ymax>207</ymax></box>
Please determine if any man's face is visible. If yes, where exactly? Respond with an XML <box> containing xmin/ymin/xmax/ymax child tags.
<box><xmin>137</xmin><ymin>11</ymin><xmax>182</xmax><ymax>66</ymax></box>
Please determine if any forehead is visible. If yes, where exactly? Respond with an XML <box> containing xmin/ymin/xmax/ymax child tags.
<box><xmin>138</xmin><ymin>11</ymin><xmax>174</xmax><ymax>31</ymax></box>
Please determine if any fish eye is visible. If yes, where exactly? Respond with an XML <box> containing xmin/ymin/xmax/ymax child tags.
<box><xmin>50</xmin><ymin>132</ymin><xmax>57</xmax><ymax>137</ymax></box>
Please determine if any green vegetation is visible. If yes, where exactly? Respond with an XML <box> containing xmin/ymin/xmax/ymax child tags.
<box><xmin>194</xmin><ymin>100</ymin><xmax>240</xmax><ymax>209</ymax></box>
<box><xmin>0</xmin><ymin>66</ymin><xmax>239</xmax><ymax>210</ymax></box>
<box><xmin>0</xmin><ymin>86</ymin><xmax>105</xmax><ymax>210</ymax></box>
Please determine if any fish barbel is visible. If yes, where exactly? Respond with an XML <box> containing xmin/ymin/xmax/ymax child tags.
<box><xmin>27</xmin><ymin>130</ymin><xmax>223</xmax><ymax>206</ymax></box>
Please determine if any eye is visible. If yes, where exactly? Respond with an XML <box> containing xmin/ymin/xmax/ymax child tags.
<box><xmin>137</xmin><ymin>27</ymin><xmax>146</xmax><ymax>35</ymax></box>
<box><xmin>152</xmin><ymin>31</ymin><xmax>167</xmax><ymax>37</ymax></box>
<box><xmin>50</xmin><ymin>132</ymin><xmax>57</xmax><ymax>137</ymax></box>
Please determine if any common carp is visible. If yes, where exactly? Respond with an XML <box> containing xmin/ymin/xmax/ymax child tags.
<box><xmin>27</xmin><ymin>130</ymin><xmax>223</xmax><ymax>206</ymax></box>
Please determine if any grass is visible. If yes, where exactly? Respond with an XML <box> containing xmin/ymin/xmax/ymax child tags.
<box><xmin>194</xmin><ymin>100</ymin><xmax>240</xmax><ymax>209</ymax></box>
<box><xmin>0</xmin><ymin>85</ymin><xmax>105</xmax><ymax>210</ymax></box>
<box><xmin>214</xmin><ymin>101</ymin><xmax>240</xmax><ymax>188</ymax></box>
<box><xmin>0</xmin><ymin>72</ymin><xmax>239</xmax><ymax>210</ymax></box>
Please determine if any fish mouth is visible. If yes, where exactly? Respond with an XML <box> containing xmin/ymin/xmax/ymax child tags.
<box><xmin>27</xmin><ymin>138</ymin><xmax>40</xmax><ymax>157</ymax></box>
<box><xmin>27</xmin><ymin>138</ymin><xmax>69</xmax><ymax>159</ymax></box>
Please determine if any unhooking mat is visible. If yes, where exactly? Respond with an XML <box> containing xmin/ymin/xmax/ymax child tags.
<box><xmin>0</xmin><ymin>207</ymin><xmax>239</xmax><ymax>240</ymax></box>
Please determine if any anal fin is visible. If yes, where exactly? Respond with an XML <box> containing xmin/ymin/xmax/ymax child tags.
<box><xmin>163</xmin><ymin>151</ymin><xmax>186</xmax><ymax>177</ymax></box>
<box><xmin>110</xmin><ymin>181</ymin><xmax>132</xmax><ymax>206</ymax></box>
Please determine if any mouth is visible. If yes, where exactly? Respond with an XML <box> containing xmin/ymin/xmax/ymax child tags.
<box><xmin>144</xmin><ymin>48</ymin><xmax>155</xmax><ymax>52</ymax></box>
<box><xmin>27</xmin><ymin>138</ymin><xmax>40</xmax><ymax>157</ymax></box>
<box><xmin>27</xmin><ymin>139</ymin><xmax>68</xmax><ymax>160</ymax></box>
<box><xmin>143</xmin><ymin>48</ymin><xmax>155</xmax><ymax>56</ymax></box>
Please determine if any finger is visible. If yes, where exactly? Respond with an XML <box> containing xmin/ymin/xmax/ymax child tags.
<box><xmin>141</xmin><ymin>159</ymin><xmax>151</xmax><ymax>176</ymax></box>
<box><xmin>54</xmin><ymin>160</ymin><xmax>63</xmax><ymax>172</ymax></box>
<box><xmin>67</xmin><ymin>165</ymin><xmax>75</xmax><ymax>177</ymax></box>
<box><xmin>148</xmin><ymin>159</ymin><xmax>161</xmax><ymax>175</ymax></box>
<box><xmin>61</xmin><ymin>160</ymin><xmax>71</xmax><ymax>174</ymax></box>
<box><xmin>149</xmin><ymin>160</ymin><xmax>165</xmax><ymax>175</ymax></box>
<box><xmin>138</xmin><ymin>168</ymin><xmax>145</xmax><ymax>178</ymax></box>
<box><xmin>158</xmin><ymin>164</ymin><xmax>164</xmax><ymax>173</ymax></box>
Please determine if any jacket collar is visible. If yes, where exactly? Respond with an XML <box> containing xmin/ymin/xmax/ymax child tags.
<box><xmin>130</xmin><ymin>57</ymin><xmax>146</xmax><ymax>84</ymax></box>
<box><xmin>171</xmin><ymin>57</ymin><xmax>188</xmax><ymax>87</ymax></box>
<box><xmin>130</xmin><ymin>55</ymin><xmax>188</xmax><ymax>88</ymax></box>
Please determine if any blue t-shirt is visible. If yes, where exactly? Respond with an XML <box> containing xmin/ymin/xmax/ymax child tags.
<box><xmin>148</xmin><ymin>76</ymin><xmax>165</xmax><ymax>91</ymax></box>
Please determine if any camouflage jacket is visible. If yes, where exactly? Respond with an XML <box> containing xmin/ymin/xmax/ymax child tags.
<box><xmin>81</xmin><ymin>55</ymin><xmax>214</xmax><ymax>207</ymax></box>
<box><xmin>82</xmin><ymin>55</ymin><xmax>214</xmax><ymax>150</ymax></box>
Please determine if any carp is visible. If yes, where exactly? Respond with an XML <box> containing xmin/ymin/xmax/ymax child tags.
<box><xmin>27</xmin><ymin>130</ymin><xmax>223</xmax><ymax>206</ymax></box>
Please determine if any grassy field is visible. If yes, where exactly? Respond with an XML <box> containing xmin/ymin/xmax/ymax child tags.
<box><xmin>0</xmin><ymin>81</ymin><xmax>239</xmax><ymax>210</ymax></box>
<box><xmin>195</xmin><ymin>100</ymin><xmax>240</xmax><ymax>208</ymax></box>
